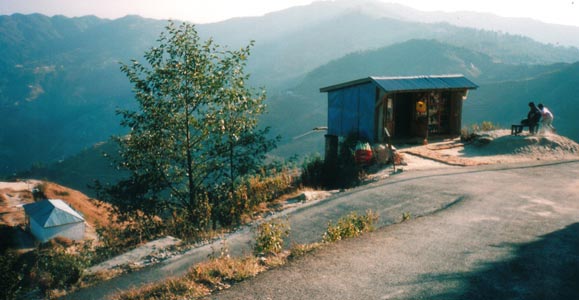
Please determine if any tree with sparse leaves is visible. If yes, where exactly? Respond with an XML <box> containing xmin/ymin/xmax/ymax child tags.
<box><xmin>99</xmin><ymin>21</ymin><xmax>276</xmax><ymax>232</ymax></box>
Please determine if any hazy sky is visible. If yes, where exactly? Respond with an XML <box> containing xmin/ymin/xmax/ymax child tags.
<box><xmin>1</xmin><ymin>0</ymin><xmax>578</xmax><ymax>27</ymax></box>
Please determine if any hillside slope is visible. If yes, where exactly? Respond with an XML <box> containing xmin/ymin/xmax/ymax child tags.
<box><xmin>1</xmin><ymin>5</ymin><xmax>579</xmax><ymax>175</ymax></box>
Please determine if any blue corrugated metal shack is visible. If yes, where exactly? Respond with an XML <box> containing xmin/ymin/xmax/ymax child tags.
<box><xmin>320</xmin><ymin>74</ymin><xmax>477</xmax><ymax>161</ymax></box>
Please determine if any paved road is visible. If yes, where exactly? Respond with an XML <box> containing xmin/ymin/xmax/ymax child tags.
<box><xmin>66</xmin><ymin>160</ymin><xmax>579</xmax><ymax>299</ymax></box>
<box><xmin>209</xmin><ymin>160</ymin><xmax>579</xmax><ymax>300</ymax></box>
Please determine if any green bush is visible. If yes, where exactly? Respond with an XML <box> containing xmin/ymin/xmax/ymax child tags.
<box><xmin>33</xmin><ymin>247</ymin><xmax>88</xmax><ymax>292</ymax></box>
<box><xmin>322</xmin><ymin>210</ymin><xmax>379</xmax><ymax>243</ymax></box>
<box><xmin>254</xmin><ymin>219</ymin><xmax>290</xmax><ymax>256</ymax></box>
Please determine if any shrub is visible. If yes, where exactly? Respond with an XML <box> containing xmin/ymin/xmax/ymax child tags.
<box><xmin>243</xmin><ymin>169</ymin><xmax>295</xmax><ymax>206</ymax></box>
<box><xmin>254</xmin><ymin>219</ymin><xmax>290</xmax><ymax>256</ymax></box>
<box><xmin>461</xmin><ymin>121</ymin><xmax>500</xmax><ymax>141</ymax></box>
<box><xmin>12</xmin><ymin>244</ymin><xmax>91</xmax><ymax>297</ymax></box>
<box><xmin>33</xmin><ymin>182</ymin><xmax>48</xmax><ymax>200</ymax></box>
<box><xmin>333</xmin><ymin>133</ymin><xmax>365</xmax><ymax>188</ymax></box>
<box><xmin>300</xmin><ymin>155</ymin><xmax>326</xmax><ymax>189</ymax></box>
<box><xmin>33</xmin><ymin>247</ymin><xmax>88</xmax><ymax>293</ymax></box>
<box><xmin>481</xmin><ymin>121</ymin><xmax>497</xmax><ymax>131</ymax></box>
<box><xmin>322</xmin><ymin>210</ymin><xmax>379</xmax><ymax>243</ymax></box>
<box><xmin>300</xmin><ymin>134</ymin><xmax>365</xmax><ymax>190</ymax></box>
<box><xmin>0</xmin><ymin>250</ymin><xmax>23</xmax><ymax>300</ymax></box>
<box><xmin>211</xmin><ymin>168</ymin><xmax>296</xmax><ymax>229</ymax></box>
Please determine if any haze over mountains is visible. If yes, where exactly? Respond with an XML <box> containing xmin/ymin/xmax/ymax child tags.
<box><xmin>2</xmin><ymin>0</ymin><xmax>579</xmax><ymax>190</ymax></box>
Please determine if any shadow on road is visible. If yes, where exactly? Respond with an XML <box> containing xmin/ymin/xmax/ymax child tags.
<box><xmin>429</xmin><ymin>223</ymin><xmax>579</xmax><ymax>299</ymax></box>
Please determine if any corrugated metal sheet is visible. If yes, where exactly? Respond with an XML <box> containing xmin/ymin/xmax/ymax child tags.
<box><xmin>372</xmin><ymin>75</ymin><xmax>478</xmax><ymax>92</ymax></box>
<box><xmin>24</xmin><ymin>199</ymin><xmax>84</xmax><ymax>228</ymax></box>
<box><xmin>320</xmin><ymin>74</ymin><xmax>478</xmax><ymax>93</ymax></box>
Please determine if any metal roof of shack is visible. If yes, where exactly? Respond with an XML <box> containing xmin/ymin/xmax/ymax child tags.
<box><xmin>24</xmin><ymin>199</ymin><xmax>84</xmax><ymax>228</ymax></box>
<box><xmin>320</xmin><ymin>74</ymin><xmax>478</xmax><ymax>93</ymax></box>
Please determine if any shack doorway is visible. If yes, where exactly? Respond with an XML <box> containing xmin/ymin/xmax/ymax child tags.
<box><xmin>393</xmin><ymin>93</ymin><xmax>414</xmax><ymax>138</ymax></box>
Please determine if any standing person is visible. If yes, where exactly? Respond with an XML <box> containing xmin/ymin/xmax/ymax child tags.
<box><xmin>538</xmin><ymin>103</ymin><xmax>555</xmax><ymax>132</ymax></box>
<box><xmin>521</xmin><ymin>102</ymin><xmax>541</xmax><ymax>134</ymax></box>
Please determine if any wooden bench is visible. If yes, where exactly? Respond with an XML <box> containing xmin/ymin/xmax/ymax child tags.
<box><xmin>511</xmin><ymin>124</ymin><xmax>528</xmax><ymax>135</ymax></box>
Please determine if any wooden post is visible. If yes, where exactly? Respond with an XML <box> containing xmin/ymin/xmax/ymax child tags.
<box><xmin>324</xmin><ymin>134</ymin><xmax>338</xmax><ymax>165</ymax></box>
<box><xmin>424</xmin><ymin>94</ymin><xmax>429</xmax><ymax>145</ymax></box>
<box><xmin>384</xmin><ymin>127</ymin><xmax>395</xmax><ymax>172</ymax></box>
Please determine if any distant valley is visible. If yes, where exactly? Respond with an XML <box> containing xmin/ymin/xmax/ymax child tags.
<box><xmin>2</xmin><ymin>0</ymin><xmax>579</xmax><ymax>194</ymax></box>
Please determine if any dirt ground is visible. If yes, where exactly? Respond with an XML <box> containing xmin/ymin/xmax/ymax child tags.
<box><xmin>398</xmin><ymin>129</ymin><xmax>579</xmax><ymax>168</ymax></box>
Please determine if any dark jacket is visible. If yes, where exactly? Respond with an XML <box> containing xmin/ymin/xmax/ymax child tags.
<box><xmin>528</xmin><ymin>106</ymin><xmax>541</xmax><ymax>124</ymax></box>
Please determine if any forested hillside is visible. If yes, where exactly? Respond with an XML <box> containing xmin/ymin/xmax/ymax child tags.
<box><xmin>2</xmin><ymin>0</ymin><xmax>579</xmax><ymax>179</ymax></box>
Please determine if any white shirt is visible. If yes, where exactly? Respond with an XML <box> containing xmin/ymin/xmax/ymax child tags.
<box><xmin>541</xmin><ymin>107</ymin><xmax>554</xmax><ymax>120</ymax></box>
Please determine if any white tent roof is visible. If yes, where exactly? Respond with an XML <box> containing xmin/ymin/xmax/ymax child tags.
<box><xmin>23</xmin><ymin>199</ymin><xmax>84</xmax><ymax>228</ymax></box>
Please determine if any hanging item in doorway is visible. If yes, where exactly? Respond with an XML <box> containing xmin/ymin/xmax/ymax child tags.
<box><xmin>416</xmin><ymin>100</ymin><xmax>426</xmax><ymax>114</ymax></box>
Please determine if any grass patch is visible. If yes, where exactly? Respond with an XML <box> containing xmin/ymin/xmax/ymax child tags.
<box><xmin>322</xmin><ymin>210</ymin><xmax>379</xmax><ymax>243</ymax></box>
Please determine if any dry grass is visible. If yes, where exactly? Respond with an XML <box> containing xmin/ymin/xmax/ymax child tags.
<box><xmin>115</xmin><ymin>277</ymin><xmax>209</xmax><ymax>300</ymax></box>
<box><xmin>289</xmin><ymin>242</ymin><xmax>322</xmax><ymax>259</ymax></box>
<box><xmin>43</xmin><ymin>182</ymin><xmax>112</xmax><ymax>227</ymax></box>
<box><xmin>191</xmin><ymin>255</ymin><xmax>265</xmax><ymax>286</ymax></box>
<box><xmin>114</xmin><ymin>254</ymin><xmax>266</xmax><ymax>300</ymax></box>
<box><xmin>81</xmin><ymin>269</ymin><xmax>125</xmax><ymax>287</ymax></box>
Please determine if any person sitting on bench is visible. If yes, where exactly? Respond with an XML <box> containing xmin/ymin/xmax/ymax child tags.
<box><xmin>520</xmin><ymin>102</ymin><xmax>541</xmax><ymax>134</ymax></box>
